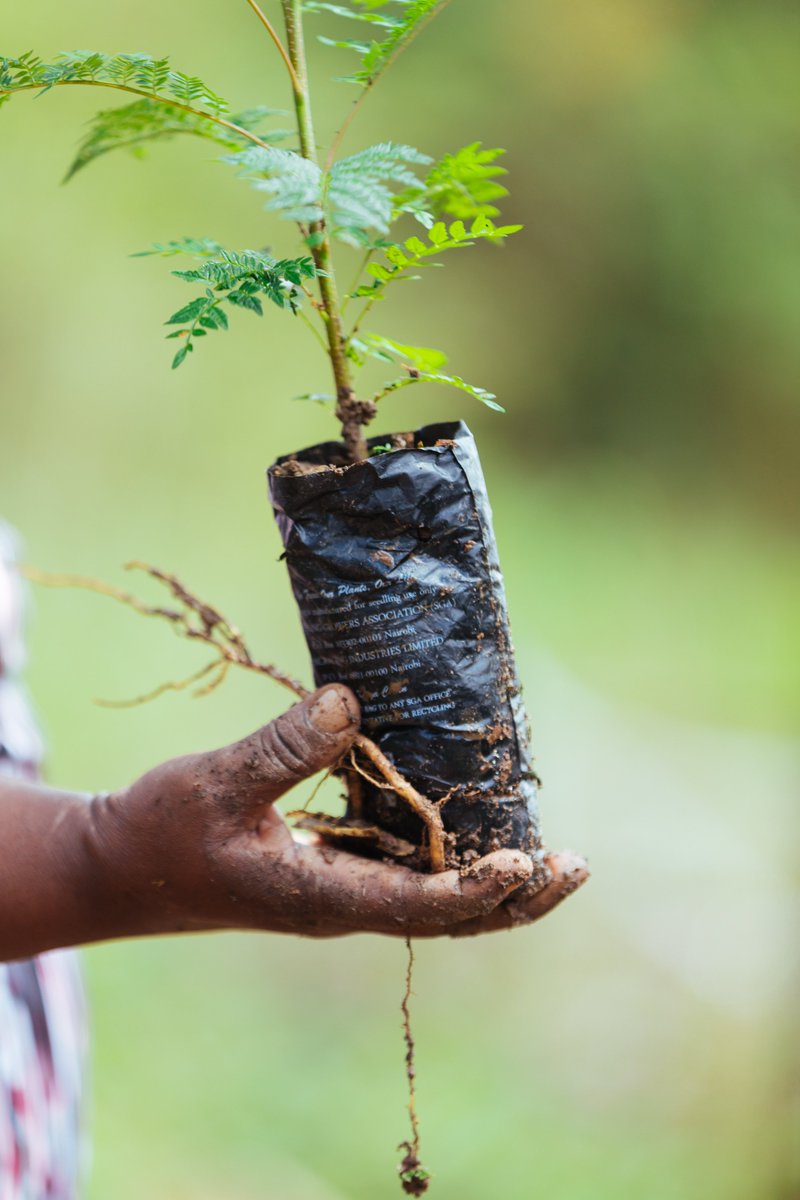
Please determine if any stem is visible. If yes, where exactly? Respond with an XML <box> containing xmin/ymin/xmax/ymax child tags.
<box><xmin>297</xmin><ymin>308</ymin><xmax>329</xmax><ymax>355</ymax></box>
<box><xmin>281</xmin><ymin>0</ymin><xmax>369</xmax><ymax>462</ymax></box>
<box><xmin>242</xmin><ymin>0</ymin><xmax>303</xmax><ymax>96</ymax></box>
<box><xmin>324</xmin><ymin>88</ymin><xmax>369</xmax><ymax>172</ymax></box>
<box><xmin>348</xmin><ymin>286</ymin><xmax>382</xmax><ymax>341</ymax></box>
<box><xmin>341</xmin><ymin>247</ymin><xmax>374</xmax><ymax>316</ymax></box>
<box><xmin>1</xmin><ymin>80</ymin><xmax>275</xmax><ymax>152</ymax></box>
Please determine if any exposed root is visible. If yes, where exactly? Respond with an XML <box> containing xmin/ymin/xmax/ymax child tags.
<box><xmin>23</xmin><ymin>562</ymin><xmax>310</xmax><ymax>700</ymax></box>
<box><xmin>297</xmin><ymin>766</ymin><xmax>336</xmax><ymax>813</ymax></box>
<box><xmin>398</xmin><ymin>937</ymin><xmax>430</xmax><ymax>1196</ymax></box>
<box><xmin>353</xmin><ymin>735</ymin><xmax>446</xmax><ymax>874</ymax></box>
<box><xmin>94</xmin><ymin>658</ymin><xmax>223</xmax><ymax>708</ymax></box>
<box><xmin>346</xmin><ymin>762</ymin><xmax>364</xmax><ymax>820</ymax></box>
<box><xmin>287</xmin><ymin>811</ymin><xmax>416</xmax><ymax>859</ymax></box>
<box><xmin>23</xmin><ymin>561</ymin><xmax>447</xmax><ymax>871</ymax></box>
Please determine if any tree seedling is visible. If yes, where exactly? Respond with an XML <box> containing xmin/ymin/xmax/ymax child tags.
<box><xmin>3</xmin><ymin>7</ymin><xmax>580</xmax><ymax>1194</ymax></box>
<box><xmin>1</xmin><ymin>1</ymin><xmax>519</xmax><ymax>463</ymax></box>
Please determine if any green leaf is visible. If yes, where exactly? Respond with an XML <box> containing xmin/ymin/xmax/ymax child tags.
<box><xmin>394</xmin><ymin>143</ymin><xmax>510</xmax><ymax>222</ymax></box>
<box><xmin>0</xmin><ymin>52</ymin><xmax>278</xmax><ymax>181</ymax></box>
<box><xmin>227</xmin><ymin>292</ymin><xmax>263</xmax><ymax>315</ymax></box>
<box><xmin>318</xmin><ymin>36</ymin><xmax>372</xmax><ymax>54</ymax></box>
<box><xmin>294</xmin><ymin>392</ymin><xmax>336</xmax><ymax>405</ymax></box>
<box><xmin>360</xmin><ymin>333</ymin><xmax>449</xmax><ymax>372</ymax></box>
<box><xmin>227</xmin><ymin>141</ymin><xmax>431</xmax><ymax>243</ymax></box>
<box><xmin>200</xmin><ymin>306</ymin><xmax>229</xmax><ymax>330</ymax></box>
<box><xmin>171</xmin><ymin>247</ymin><xmax>315</xmax><ymax>309</ymax></box>
<box><xmin>166</xmin><ymin>297</ymin><xmax>209</xmax><ymax>325</ymax></box>
<box><xmin>374</xmin><ymin>369</ymin><xmax>505</xmax><ymax>412</ymax></box>
<box><xmin>308</xmin><ymin>0</ymin><xmax>451</xmax><ymax>90</ymax></box>
<box><xmin>385</xmin><ymin>246</ymin><xmax>410</xmax><ymax>267</ymax></box>
<box><xmin>327</xmin><ymin>142</ymin><xmax>431</xmax><ymax>241</ymax></box>
<box><xmin>0</xmin><ymin>51</ymin><xmax>231</xmax><ymax>111</ymax></box>
<box><xmin>224</xmin><ymin>146</ymin><xmax>324</xmax><ymax>223</ymax></box>
<box><xmin>153</xmin><ymin>242</ymin><xmax>317</xmax><ymax>368</ymax></box>
<box><xmin>64</xmin><ymin>101</ymin><xmax>286</xmax><ymax>181</ymax></box>
<box><xmin>305</xmin><ymin>3</ymin><xmax>396</xmax><ymax>28</ymax></box>
<box><xmin>356</xmin><ymin>215</ymin><xmax>522</xmax><ymax>303</ymax></box>
<box><xmin>403</xmin><ymin>235</ymin><xmax>428</xmax><ymax>256</ymax></box>
<box><xmin>133</xmin><ymin>236</ymin><xmax>226</xmax><ymax>259</ymax></box>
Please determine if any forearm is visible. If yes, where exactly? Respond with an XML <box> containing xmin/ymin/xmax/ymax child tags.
<box><xmin>0</xmin><ymin>778</ymin><xmax>178</xmax><ymax>961</ymax></box>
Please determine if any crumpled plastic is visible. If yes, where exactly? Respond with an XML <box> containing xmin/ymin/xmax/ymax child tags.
<box><xmin>268</xmin><ymin>421</ymin><xmax>540</xmax><ymax>865</ymax></box>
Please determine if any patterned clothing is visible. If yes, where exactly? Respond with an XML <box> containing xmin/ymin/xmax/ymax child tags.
<box><xmin>0</xmin><ymin>525</ymin><xmax>87</xmax><ymax>1198</ymax></box>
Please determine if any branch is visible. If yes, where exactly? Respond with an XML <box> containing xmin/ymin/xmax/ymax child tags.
<box><xmin>243</xmin><ymin>0</ymin><xmax>303</xmax><ymax>96</ymax></box>
<box><xmin>1</xmin><ymin>79</ymin><xmax>275</xmax><ymax>152</ymax></box>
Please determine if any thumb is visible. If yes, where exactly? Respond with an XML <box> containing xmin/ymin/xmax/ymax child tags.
<box><xmin>202</xmin><ymin>684</ymin><xmax>360</xmax><ymax>815</ymax></box>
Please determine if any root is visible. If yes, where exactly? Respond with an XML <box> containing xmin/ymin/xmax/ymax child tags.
<box><xmin>352</xmin><ymin>736</ymin><xmax>446</xmax><ymax>874</ymax></box>
<box><xmin>398</xmin><ymin>937</ymin><xmax>430</xmax><ymax>1196</ymax></box>
<box><xmin>94</xmin><ymin>658</ymin><xmax>223</xmax><ymax>708</ymax></box>
<box><xmin>24</xmin><ymin>561</ymin><xmax>447</xmax><ymax>872</ymax></box>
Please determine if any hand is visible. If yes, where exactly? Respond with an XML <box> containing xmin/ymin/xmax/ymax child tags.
<box><xmin>0</xmin><ymin>685</ymin><xmax>587</xmax><ymax>960</ymax></box>
<box><xmin>83</xmin><ymin>684</ymin><xmax>587</xmax><ymax>941</ymax></box>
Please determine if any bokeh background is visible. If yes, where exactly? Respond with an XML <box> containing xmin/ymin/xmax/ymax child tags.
<box><xmin>2</xmin><ymin>1</ymin><xmax>798</xmax><ymax>1197</ymax></box>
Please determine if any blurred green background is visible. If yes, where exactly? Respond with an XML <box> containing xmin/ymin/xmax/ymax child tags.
<box><xmin>2</xmin><ymin>1</ymin><xmax>797</xmax><ymax>1197</ymax></box>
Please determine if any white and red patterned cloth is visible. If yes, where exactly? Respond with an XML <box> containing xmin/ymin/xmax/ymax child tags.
<box><xmin>0</xmin><ymin>524</ymin><xmax>87</xmax><ymax>1198</ymax></box>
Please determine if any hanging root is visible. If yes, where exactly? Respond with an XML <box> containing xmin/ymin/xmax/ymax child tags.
<box><xmin>23</xmin><ymin>561</ymin><xmax>448</xmax><ymax>871</ymax></box>
<box><xmin>397</xmin><ymin>937</ymin><xmax>430</xmax><ymax>1196</ymax></box>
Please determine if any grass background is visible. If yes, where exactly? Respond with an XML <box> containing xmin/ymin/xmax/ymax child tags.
<box><xmin>1</xmin><ymin>1</ymin><xmax>797</xmax><ymax>1196</ymax></box>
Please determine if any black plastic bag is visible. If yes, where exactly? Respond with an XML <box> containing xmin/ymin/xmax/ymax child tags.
<box><xmin>268</xmin><ymin>421</ymin><xmax>542</xmax><ymax>869</ymax></box>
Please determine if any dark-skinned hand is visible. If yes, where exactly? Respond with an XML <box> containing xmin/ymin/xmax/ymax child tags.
<box><xmin>0</xmin><ymin>684</ymin><xmax>587</xmax><ymax>961</ymax></box>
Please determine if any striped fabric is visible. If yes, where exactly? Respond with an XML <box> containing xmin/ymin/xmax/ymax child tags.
<box><xmin>0</xmin><ymin>525</ymin><xmax>87</xmax><ymax>1198</ymax></box>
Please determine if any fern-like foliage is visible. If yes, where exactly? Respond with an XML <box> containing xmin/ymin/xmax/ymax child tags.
<box><xmin>351</xmin><ymin>333</ymin><xmax>448</xmax><ymax>371</ymax></box>
<box><xmin>226</xmin><ymin>146</ymin><xmax>324</xmax><ymax>224</ymax></box>
<box><xmin>2</xmin><ymin>31</ymin><xmax>516</xmax><ymax>413</ymax></box>
<box><xmin>327</xmin><ymin>143</ymin><xmax>431</xmax><ymax>242</ymax></box>
<box><xmin>395</xmin><ymin>142</ymin><xmax>509</xmax><ymax>222</ymax></box>
<box><xmin>154</xmin><ymin>244</ymin><xmax>316</xmax><ymax>368</ymax></box>
<box><xmin>65</xmin><ymin>101</ymin><xmax>286</xmax><ymax>181</ymax></box>
<box><xmin>351</xmin><ymin>332</ymin><xmax>503</xmax><ymax>411</ymax></box>
<box><xmin>133</xmin><ymin>237</ymin><xmax>227</xmax><ymax>259</ymax></box>
<box><xmin>352</xmin><ymin>214</ymin><xmax>522</xmax><ymax>302</ymax></box>
<box><xmin>304</xmin><ymin>0</ymin><xmax>450</xmax><ymax>88</ymax></box>
<box><xmin>374</xmin><ymin>370</ymin><xmax>504</xmax><ymax>411</ymax></box>
<box><xmin>226</xmin><ymin>140</ymin><xmax>430</xmax><ymax>244</ymax></box>
<box><xmin>0</xmin><ymin>51</ymin><xmax>279</xmax><ymax>180</ymax></box>
<box><xmin>0</xmin><ymin>51</ymin><xmax>230</xmax><ymax>109</ymax></box>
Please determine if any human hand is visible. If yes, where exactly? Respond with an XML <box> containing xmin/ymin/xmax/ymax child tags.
<box><xmin>83</xmin><ymin>684</ymin><xmax>587</xmax><ymax>942</ymax></box>
<box><xmin>0</xmin><ymin>684</ymin><xmax>587</xmax><ymax>960</ymax></box>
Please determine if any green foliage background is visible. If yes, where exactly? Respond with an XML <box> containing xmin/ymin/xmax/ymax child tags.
<box><xmin>1</xmin><ymin>1</ymin><xmax>796</xmax><ymax>1196</ymax></box>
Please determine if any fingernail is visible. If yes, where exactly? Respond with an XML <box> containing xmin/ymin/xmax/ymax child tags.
<box><xmin>308</xmin><ymin>685</ymin><xmax>359</xmax><ymax>734</ymax></box>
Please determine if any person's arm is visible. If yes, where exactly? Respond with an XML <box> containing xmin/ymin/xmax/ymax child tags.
<box><xmin>0</xmin><ymin>683</ymin><xmax>587</xmax><ymax>961</ymax></box>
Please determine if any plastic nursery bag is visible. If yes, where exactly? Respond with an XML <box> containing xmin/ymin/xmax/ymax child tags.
<box><xmin>269</xmin><ymin>421</ymin><xmax>542</xmax><ymax>869</ymax></box>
